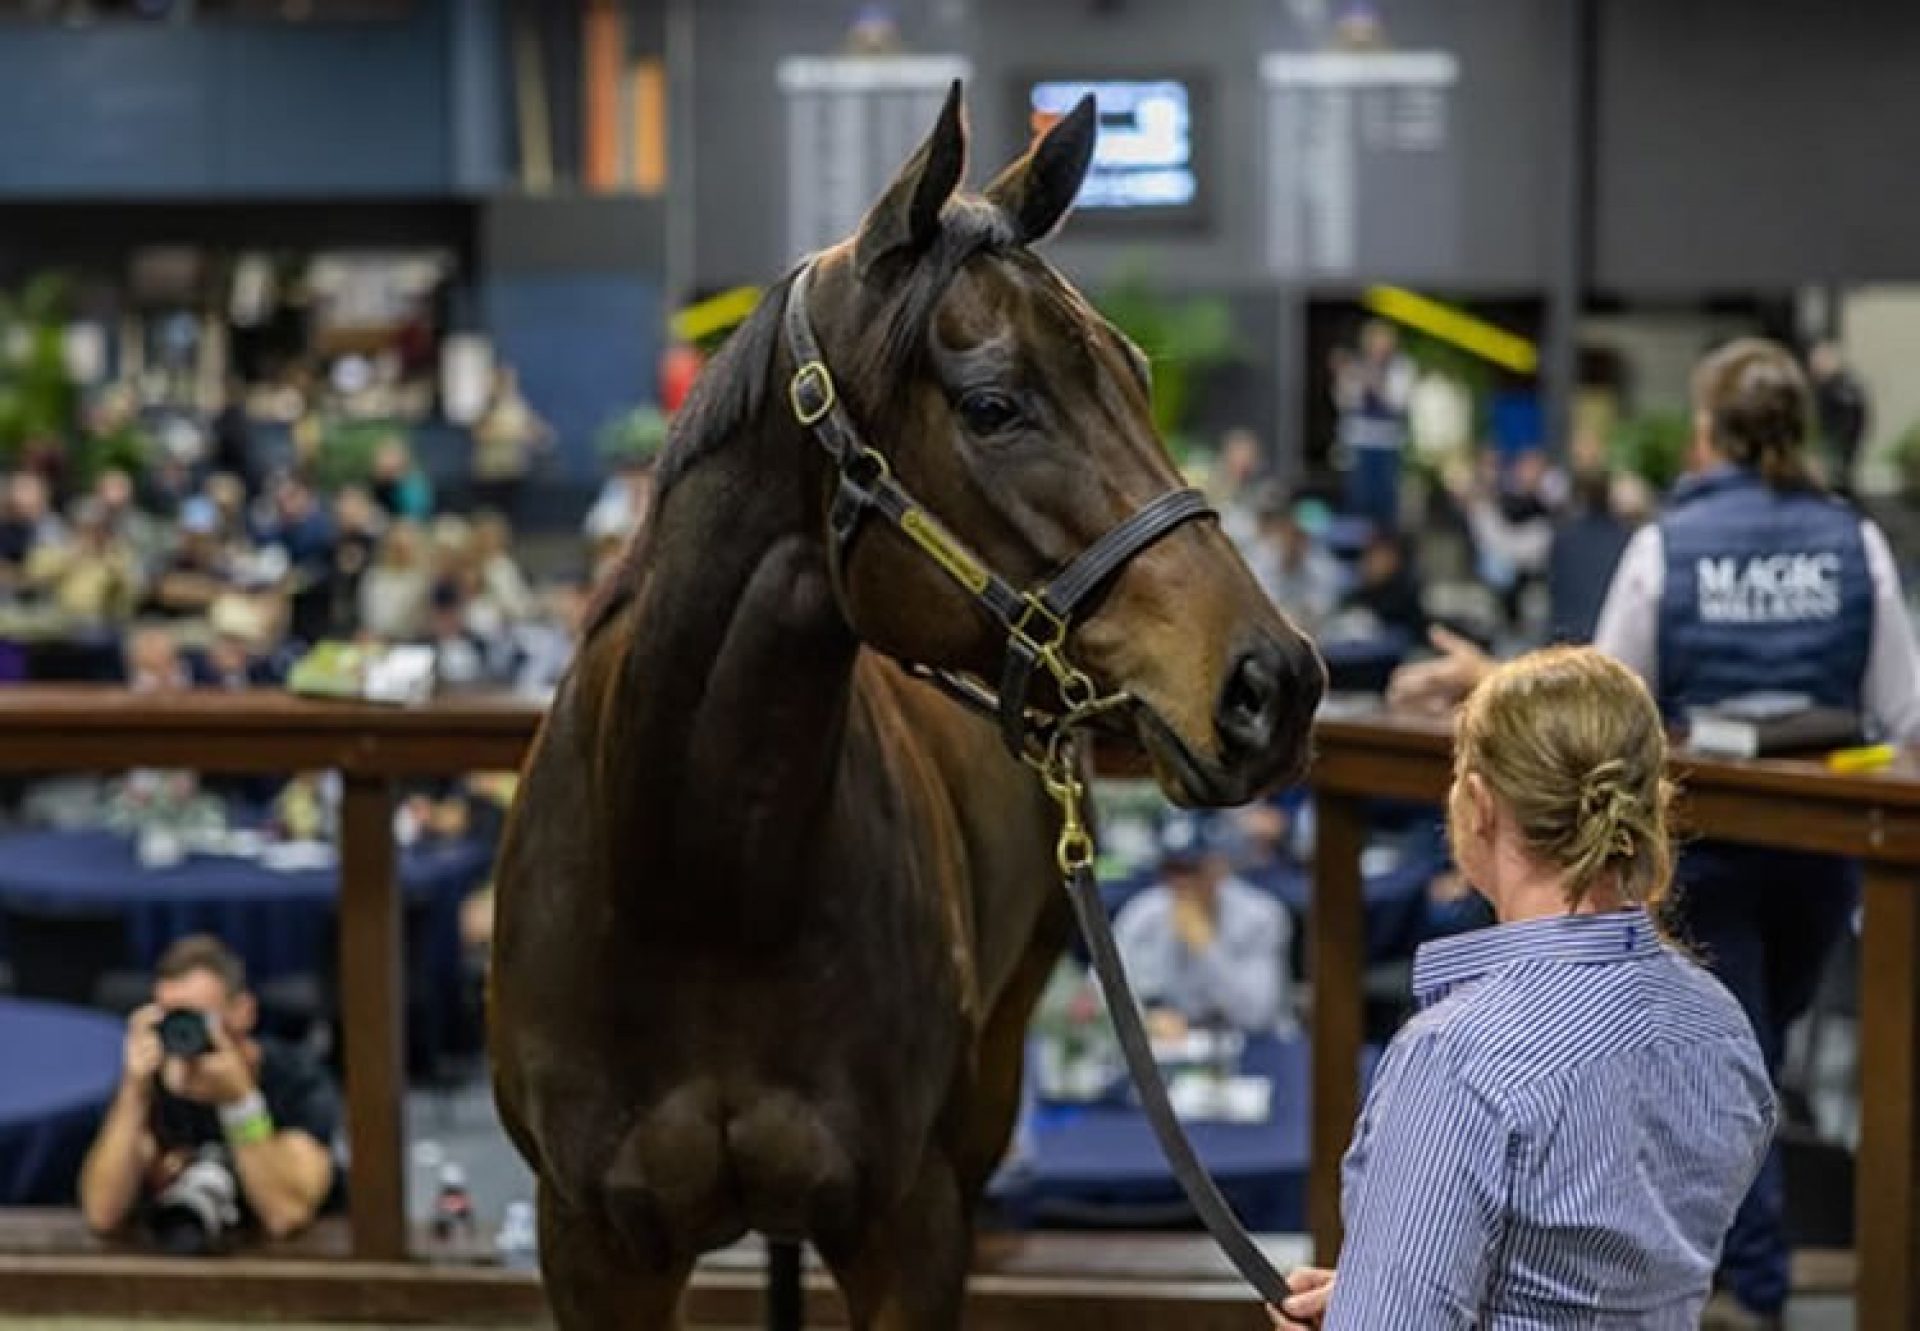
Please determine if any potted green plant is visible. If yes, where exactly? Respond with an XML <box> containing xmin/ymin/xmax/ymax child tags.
<box><xmin>312</xmin><ymin>419</ymin><xmax>400</xmax><ymax>491</ymax></box>
<box><xmin>1610</xmin><ymin>408</ymin><xmax>1692</xmax><ymax>493</ymax></box>
<box><xmin>0</xmin><ymin>272</ymin><xmax>79</xmax><ymax>466</ymax></box>
<box><xmin>1096</xmin><ymin>267</ymin><xmax>1238</xmax><ymax>466</ymax></box>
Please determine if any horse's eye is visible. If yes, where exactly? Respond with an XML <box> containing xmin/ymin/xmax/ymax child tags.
<box><xmin>957</xmin><ymin>390</ymin><xmax>1023</xmax><ymax>437</ymax></box>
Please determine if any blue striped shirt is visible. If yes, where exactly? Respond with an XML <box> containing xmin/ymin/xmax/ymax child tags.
<box><xmin>1326</xmin><ymin>909</ymin><xmax>1775</xmax><ymax>1329</ymax></box>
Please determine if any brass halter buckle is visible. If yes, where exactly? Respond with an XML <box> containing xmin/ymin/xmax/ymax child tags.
<box><xmin>789</xmin><ymin>361</ymin><xmax>837</xmax><ymax>427</ymax></box>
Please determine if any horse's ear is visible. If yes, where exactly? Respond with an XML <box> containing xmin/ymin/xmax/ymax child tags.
<box><xmin>852</xmin><ymin>80</ymin><xmax>968</xmax><ymax>283</ymax></box>
<box><xmin>986</xmin><ymin>93</ymin><xmax>1097</xmax><ymax>245</ymax></box>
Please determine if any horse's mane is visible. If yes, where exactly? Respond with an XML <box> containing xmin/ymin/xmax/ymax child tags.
<box><xmin>584</xmin><ymin>198</ymin><xmax>1016</xmax><ymax>637</ymax></box>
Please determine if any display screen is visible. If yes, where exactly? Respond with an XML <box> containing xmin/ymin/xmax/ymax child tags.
<box><xmin>1022</xmin><ymin>75</ymin><xmax>1206</xmax><ymax>225</ymax></box>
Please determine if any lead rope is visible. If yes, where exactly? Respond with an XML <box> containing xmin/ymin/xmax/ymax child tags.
<box><xmin>1032</xmin><ymin>729</ymin><xmax>1295</xmax><ymax>1309</ymax></box>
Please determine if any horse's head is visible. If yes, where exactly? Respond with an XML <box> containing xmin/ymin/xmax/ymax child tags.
<box><xmin>804</xmin><ymin>85</ymin><xmax>1323</xmax><ymax>806</ymax></box>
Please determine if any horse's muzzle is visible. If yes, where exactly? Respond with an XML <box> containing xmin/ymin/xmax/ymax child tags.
<box><xmin>1137</xmin><ymin>631</ymin><xmax>1322</xmax><ymax>807</ymax></box>
<box><xmin>1214</xmin><ymin>632</ymin><xmax>1323</xmax><ymax>771</ymax></box>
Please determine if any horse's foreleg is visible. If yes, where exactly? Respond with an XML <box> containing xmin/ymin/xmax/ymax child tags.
<box><xmin>824</xmin><ymin>1153</ymin><xmax>970</xmax><ymax>1331</ymax></box>
<box><xmin>955</xmin><ymin>897</ymin><xmax>1071</xmax><ymax>1200</ymax></box>
<box><xmin>538</xmin><ymin>1180</ymin><xmax>692</xmax><ymax>1331</ymax></box>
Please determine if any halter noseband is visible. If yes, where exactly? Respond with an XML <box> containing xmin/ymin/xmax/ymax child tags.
<box><xmin>782</xmin><ymin>258</ymin><xmax>1215</xmax><ymax>759</ymax></box>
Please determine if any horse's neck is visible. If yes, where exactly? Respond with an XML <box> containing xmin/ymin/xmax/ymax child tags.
<box><xmin>603</xmin><ymin>441</ymin><xmax>859</xmax><ymax>899</ymax></box>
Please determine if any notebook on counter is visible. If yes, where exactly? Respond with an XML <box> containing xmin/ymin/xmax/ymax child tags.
<box><xmin>1686</xmin><ymin>692</ymin><xmax>1863</xmax><ymax>760</ymax></box>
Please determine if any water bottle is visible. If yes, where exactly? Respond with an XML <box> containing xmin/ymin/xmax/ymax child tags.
<box><xmin>495</xmin><ymin>1199</ymin><xmax>539</xmax><ymax>1270</ymax></box>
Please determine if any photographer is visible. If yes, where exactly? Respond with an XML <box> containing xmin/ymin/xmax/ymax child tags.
<box><xmin>78</xmin><ymin>935</ymin><xmax>339</xmax><ymax>1245</ymax></box>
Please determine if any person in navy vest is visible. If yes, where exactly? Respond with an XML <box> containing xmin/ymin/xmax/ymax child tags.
<box><xmin>1388</xmin><ymin>337</ymin><xmax>1920</xmax><ymax>1330</ymax></box>
<box><xmin>1589</xmin><ymin>338</ymin><xmax>1920</xmax><ymax>1328</ymax></box>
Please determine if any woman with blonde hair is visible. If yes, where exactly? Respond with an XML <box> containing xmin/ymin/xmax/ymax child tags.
<box><xmin>1274</xmin><ymin>647</ymin><xmax>1772</xmax><ymax>1330</ymax></box>
<box><xmin>355</xmin><ymin>520</ymin><xmax>430</xmax><ymax>642</ymax></box>
<box><xmin>1390</xmin><ymin>338</ymin><xmax>1920</xmax><ymax>1324</ymax></box>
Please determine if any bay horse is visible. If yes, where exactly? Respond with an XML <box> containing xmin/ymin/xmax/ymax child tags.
<box><xmin>490</xmin><ymin>85</ymin><xmax>1324</xmax><ymax>1329</ymax></box>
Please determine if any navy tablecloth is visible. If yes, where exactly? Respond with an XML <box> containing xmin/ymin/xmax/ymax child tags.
<box><xmin>0</xmin><ymin>997</ymin><xmax>123</xmax><ymax>1205</ymax></box>
<box><xmin>1005</xmin><ymin>1035</ymin><xmax>1373</xmax><ymax>1232</ymax></box>
<box><xmin>1319</xmin><ymin>634</ymin><xmax>1410</xmax><ymax>695</ymax></box>
<box><xmin>0</xmin><ymin>829</ymin><xmax>491</xmax><ymax>1063</ymax></box>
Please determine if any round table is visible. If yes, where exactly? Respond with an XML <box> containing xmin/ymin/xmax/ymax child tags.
<box><xmin>0</xmin><ymin>997</ymin><xmax>123</xmax><ymax>1205</ymax></box>
<box><xmin>1001</xmin><ymin>1035</ymin><xmax>1371</xmax><ymax>1232</ymax></box>
<box><xmin>0</xmin><ymin>829</ymin><xmax>492</xmax><ymax>1064</ymax></box>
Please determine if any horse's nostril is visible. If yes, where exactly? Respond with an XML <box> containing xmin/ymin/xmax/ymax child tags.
<box><xmin>1226</xmin><ymin>657</ymin><xmax>1273</xmax><ymax>721</ymax></box>
<box><xmin>1216</xmin><ymin>650</ymin><xmax>1280</xmax><ymax>757</ymax></box>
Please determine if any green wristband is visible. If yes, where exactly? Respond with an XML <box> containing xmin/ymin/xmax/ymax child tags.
<box><xmin>219</xmin><ymin>1092</ymin><xmax>274</xmax><ymax>1146</ymax></box>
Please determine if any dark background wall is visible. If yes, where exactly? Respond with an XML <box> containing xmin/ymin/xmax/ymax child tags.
<box><xmin>1596</xmin><ymin>0</ymin><xmax>1920</xmax><ymax>292</ymax></box>
<box><xmin>679</xmin><ymin>0</ymin><xmax>1565</xmax><ymax>458</ymax></box>
<box><xmin>684</xmin><ymin>0</ymin><xmax>1560</xmax><ymax>295</ymax></box>
<box><xmin>4</xmin><ymin>0</ymin><xmax>1918</xmax><ymax>477</ymax></box>
<box><xmin>0</xmin><ymin>0</ymin><xmax>506</xmax><ymax>196</ymax></box>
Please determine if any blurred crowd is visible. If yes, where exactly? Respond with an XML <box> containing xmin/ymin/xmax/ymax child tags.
<box><xmin>0</xmin><ymin>438</ymin><xmax>595</xmax><ymax>700</ymax></box>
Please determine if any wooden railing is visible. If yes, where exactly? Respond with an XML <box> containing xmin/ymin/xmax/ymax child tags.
<box><xmin>0</xmin><ymin>687</ymin><xmax>548</xmax><ymax>1263</ymax></box>
<box><xmin>0</xmin><ymin>690</ymin><xmax>1898</xmax><ymax>1324</ymax></box>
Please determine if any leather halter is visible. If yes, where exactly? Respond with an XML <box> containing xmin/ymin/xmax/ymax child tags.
<box><xmin>782</xmin><ymin>259</ymin><xmax>1214</xmax><ymax>757</ymax></box>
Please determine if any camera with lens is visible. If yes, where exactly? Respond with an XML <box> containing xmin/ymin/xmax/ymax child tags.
<box><xmin>156</xmin><ymin>1008</ymin><xmax>214</xmax><ymax>1059</ymax></box>
<box><xmin>149</xmin><ymin>1145</ymin><xmax>241</xmax><ymax>1255</ymax></box>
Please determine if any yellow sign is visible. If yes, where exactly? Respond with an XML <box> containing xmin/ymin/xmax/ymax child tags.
<box><xmin>1362</xmin><ymin>285</ymin><xmax>1539</xmax><ymax>375</ymax></box>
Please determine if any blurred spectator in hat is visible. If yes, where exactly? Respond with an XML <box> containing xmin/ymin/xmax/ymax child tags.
<box><xmin>369</xmin><ymin>436</ymin><xmax>433</xmax><ymax>523</ymax></box>
<box><xmin>470</xmin><ymin>365</ymin><xmax>551</xmax><ymax>519</ymax></box>
<box><xmin>1808</xmin><ymin>340</ymin><xmax>1868</xmax><ymax>496</ymax></box>
<box><xmin>152</xmin><ymin>497</ymin><xmax>233</xmax><ymax>617</ymax></box>
<box><xmin>1114</xmin><ymin>812</ymin><xmax>1292</xmax><ymax>1039</ymax></box>
<box><xmin>357</xmin><ymin>521</ymin><xmax>431</xmax><ymax>643</ymax></box>
<box><xmin>1249</xmin><ymin>488</ymin><xmax>1344</xmax><ymax>633</ymax></box>
<box><xmin>194</xmin><ymin>594</ymin><xmax>286</xmax><ymax>690</ymax></box>
<box><xmin>24</xmin><ymin>498</ymin><xmax>142</xmax><ymax>622</ymax></box>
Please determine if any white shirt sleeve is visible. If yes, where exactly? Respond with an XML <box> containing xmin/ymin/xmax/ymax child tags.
<box><xmin>1591</xmin><ymin>525</ymin><xmax>1665</xmax><ymax>688</ymax></box>
<box><xmin>1860</xmin><ymin>520</ymin><xmax>1920</xmax><ymax>744</ymax></box>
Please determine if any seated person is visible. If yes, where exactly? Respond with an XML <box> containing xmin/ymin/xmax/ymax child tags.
<box><xmin>0</xmin><ymin>470</ymin><xmax>65</xmax><ymax>585</ymax></box>
<box><xmin>23</xmin><ymin>498</ymin><xmax>143</xmax><ymax>622</ymax></box>
<box><xmin>78</xmin><ymin>935</ymin><xmax>340</xmax><ymax>1244</ymax></box>
<box><xmin>1248</xmin><ymin>490</ymin><xmax>1344</xmax><ymax>633</ymax></box>
<box><xmin>191</xmin><ymin>594</ymin><xmax>288</xmax><ymax>690</ymax></box>
<box><xmin>151</xmin><ymin>497</ymin><xmax>233</xmax><ymax>617</ymax></box>
<box><xmin>125</xmin><ymin>625</ymin><xmax>191</xmax><ymax>693</ymax></box>
<box><xmin>1114</xmin><ymin>813</ymin><xmax>1291</xmax><ymax>1038</ymax></box>
<box><xmin>1333</xmin><ymin>528</ymin><xmax>1426</xmax><ymax>643</ymax></box>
